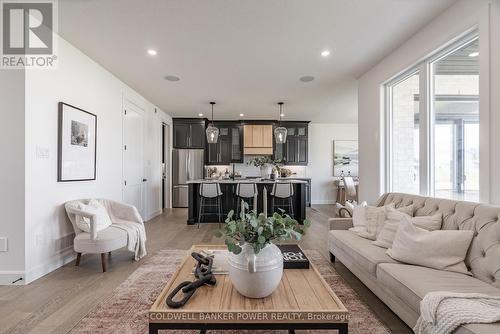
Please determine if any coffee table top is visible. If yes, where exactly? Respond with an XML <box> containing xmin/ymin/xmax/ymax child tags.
<box><xmin>149</xmin><ymin>245</ymin><xmax>349</xmax><ymax>325</ymax></box>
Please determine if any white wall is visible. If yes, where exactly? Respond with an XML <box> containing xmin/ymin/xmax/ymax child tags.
<box><xmin>21</xmin><ymin>37</ymin><xmax>171</xmax><ymax>283</ymax></box>
<box><xmin>0</xmin><ymin>69</ymin><xmax>26</xmax><ymax>284</ymax></box>
<box><xmin>358</xmin><ymin>0</ymin><xmax>497</xmax><ymax>204</ymax></box>
<box><xmin>307</xmin><ymin>123</ymin><xmax>358</xmax><ymax>204</ymax></box>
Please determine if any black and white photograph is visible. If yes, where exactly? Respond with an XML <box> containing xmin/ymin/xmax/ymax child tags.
<box><xmin>71</xmin><ymin>120</ymin><xmax>89</xmax><ymax>147</ymax></box>
<box><xmin>58</xmin><ymin>102</ymin><xmax>97</xmax><ymax>181</ymax></box>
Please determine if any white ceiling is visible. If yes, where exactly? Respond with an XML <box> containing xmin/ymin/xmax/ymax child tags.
<box><xmin>58</xmin><ymin>0</ymin><xmax>456</xmax><ymax>122</ymax></box>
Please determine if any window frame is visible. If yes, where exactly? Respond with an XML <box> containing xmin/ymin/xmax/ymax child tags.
<box><xmin>383</xmin><ymin>29</ymin><xmax>479</xmax><ymax>198</ymax></box>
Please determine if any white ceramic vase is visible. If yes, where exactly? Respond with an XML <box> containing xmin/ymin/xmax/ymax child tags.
<box><xmin>260</xmin><ymin>164</ymin><xmax>273</xmax><ymax>178</ymax></box>
<box><xmin>227</xmin><ymin>243</ymin><xmax>283</xmax><ymax>298</ymax></box>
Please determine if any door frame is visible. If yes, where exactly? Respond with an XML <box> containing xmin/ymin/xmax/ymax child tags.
<box><xmin>161</xmin><ymin>121</ymin><xmax>172</xmax><ymax>209</ymax></box>
<box><xmin>159</xmin><ymin>115</ymin><xmax>173</xmax><ymax>209</ymax></box>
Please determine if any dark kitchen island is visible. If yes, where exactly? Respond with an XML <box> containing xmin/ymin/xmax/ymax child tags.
<box><xmin>186</xmin><ymin>179</ymin><xmax>307</xmax><ymax>225</ymax></box>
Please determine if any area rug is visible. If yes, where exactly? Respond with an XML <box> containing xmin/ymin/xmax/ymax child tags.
<box><xmin>70</xmin><ymin>249</ymin><xmax>391</xmax><ymax>334</ymax></box>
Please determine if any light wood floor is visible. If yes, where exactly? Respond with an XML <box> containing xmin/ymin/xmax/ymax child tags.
<box><xmin>0</xmin><ymin>206</ymin><xmax>411</xmax><ymax>334</ymax></box>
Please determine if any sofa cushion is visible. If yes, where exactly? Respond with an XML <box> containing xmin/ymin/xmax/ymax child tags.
<box><xmin>74</xmin><ymin>226</ymin><xmax>128</xmax><ymax>253</ymax></box>
<box><xmin>376</xmin><ymin>263</ymin><xmax>500</xmax><ymax>314</ymax></box>
<box><xmin>329</xmin><ymin>230</ymin><xmax>399</xmax><ymax>276</ymax></box>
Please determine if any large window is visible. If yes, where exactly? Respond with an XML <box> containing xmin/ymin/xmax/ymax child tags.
<box><xmin>386</xmin><ymin>33</ymin><xmax>479</xmax><ymax>201</ymax></box>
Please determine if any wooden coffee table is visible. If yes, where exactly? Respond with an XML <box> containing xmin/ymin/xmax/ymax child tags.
<box><xmin>149</xmin><ymin>245</ymin><xmax>349</xmax><ymax>333</ymax></box>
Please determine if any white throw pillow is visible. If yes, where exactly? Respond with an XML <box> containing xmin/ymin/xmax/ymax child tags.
<box><xmin>351</xmin><ymin>201</ymin><xmax>367</xmax><ymax>227</ymax></box>
<box><xmin>387</xmin><ymin>216</ymin><xmax>473</xmax><ymax>274</ymax></box>
<box><xmin>373</xmin><ymin>210</ymin><xmax>442</xmax><ymax>248</ymax></box>
<box><xmin>76</xmin><ymin>199</ymin><xmax>113</xmax><ymax>233</ymax></box>
<box><xmin>357</xmin><ymin>203</ymin><xmax>413</xmax><ymax>241</ymax></box>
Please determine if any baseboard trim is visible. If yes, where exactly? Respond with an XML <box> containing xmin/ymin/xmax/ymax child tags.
<box><xmin>0</xmin><ymin>271</ymin><xmax>26</xmax><ymax>285</ymax></box>
<box><xmin>25</xmin><ymin>247</ymin><xmax>76</xmax><ymax>284</ymax></box>
<box><xmin>145</xmin><ymin>209</ymin><xmax>162</xmax><ymax>221</ymax></box>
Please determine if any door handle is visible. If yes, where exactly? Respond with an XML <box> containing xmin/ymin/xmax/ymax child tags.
<box><xmin>142</xmin><ymin>178</ymin><xmax>147</xmax><ymax>182</ymax></box>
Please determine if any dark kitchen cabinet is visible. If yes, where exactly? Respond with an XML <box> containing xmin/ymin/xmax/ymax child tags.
<box><xmin>274</xmin><ymin>122</ymin><xmax>309</xmax><ymax>165</ymax></box>
<box><xmin>173</xmin><ymin>119</ymin><xmax>206</xmax><ymax>149</ymax></box>
<box><xmin>206</xmin><ymin>122</ymin><xmax>243</xmax><ymax>165</ymax></box>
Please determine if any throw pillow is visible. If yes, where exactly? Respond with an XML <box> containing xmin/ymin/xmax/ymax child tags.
<box><xmin>387</xmin><ymin>216</ymin><xmax>473</xmax><ymax>274</ymax></box>
<box><xmin>76</xmin><ymin>199</ymin><xmax>113</xmax><ymax>233</ymax></box>
<box><xmin>373</xmin><ymin>210</ymin><xmax>442</xmax><ymax>248</ymax></box>
<box><xmin>351</xmin><ymin>201</ymin><xmax>368</xmax><ymax>227</ymax></box>
<box><xmin>357</xmin><ymin>203</ymin><xmax>414</xmax><ymax>241</ymax></box>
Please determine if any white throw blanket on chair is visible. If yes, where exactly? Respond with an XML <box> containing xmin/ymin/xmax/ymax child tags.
<box><xmin>112</xmin><ymin>221</ymin><xmax>147</xmax><ymax>261</ymax></box>
<box><xmin>414</xmin><ymin>291</ymin><xmax>500</xmax><ymax>334</ymax></box>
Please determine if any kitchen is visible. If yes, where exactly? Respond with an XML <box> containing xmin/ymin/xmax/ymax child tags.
<box><xmin>172</xmin><ymin>112</ymin><xmax>311</xmax><ymax>225</ymax></box>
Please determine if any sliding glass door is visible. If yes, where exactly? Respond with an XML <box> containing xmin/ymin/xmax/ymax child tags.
<box><xmin>385</xmin><ymin>32</ymin><xmax>479</xmax><ymax>201</ymax></box>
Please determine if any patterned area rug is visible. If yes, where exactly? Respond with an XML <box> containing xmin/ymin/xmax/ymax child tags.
<box><xmin>70</xmin><ymin>249</ymin><xmax>391</xmax><ymax>334</ymax></box>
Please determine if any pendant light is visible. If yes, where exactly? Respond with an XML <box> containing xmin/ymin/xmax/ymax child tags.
<box><xmin>206</xmin><ymin>102</ymin><xmax>219</xmax><ymax>144</ymax></box>
<box><xmin>274</xmin><ymin>102</ymin><xmax>287</xmax><ymax>144</ymax></box>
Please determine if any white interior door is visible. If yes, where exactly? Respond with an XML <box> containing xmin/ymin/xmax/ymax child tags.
<box><xmin>123</xmin><ymin>102</ymin><xmax>145</xmax><ymax>217</ymax></box>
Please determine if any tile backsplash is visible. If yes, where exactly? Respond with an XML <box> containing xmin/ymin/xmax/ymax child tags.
<box><xmin>206</xmin><ymin>156</ymin><xmax>307</xmax><ymax>178</ymax></box>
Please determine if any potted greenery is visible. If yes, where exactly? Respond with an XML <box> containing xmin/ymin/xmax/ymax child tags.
<box><xmin>215</xmin><ymin>202</ymin><xmax>310</xmax><ymax>298</ymax></box>
<box><xmin>247</xmin><ymin>157</ymin><xmax>282</xmax><ymax>178</ymax></box>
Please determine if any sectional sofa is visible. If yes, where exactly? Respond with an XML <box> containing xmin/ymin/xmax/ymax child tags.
<box><xmin>328</xmin><ymin>192</ymin><xmax>500</xmax><ymax>334</ymax></box>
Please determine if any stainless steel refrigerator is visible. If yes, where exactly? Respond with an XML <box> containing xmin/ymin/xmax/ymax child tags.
<box><xmin>172</xmin><ymin>149</ymin><xmax>204</xmax><ymax>207</ymax></box>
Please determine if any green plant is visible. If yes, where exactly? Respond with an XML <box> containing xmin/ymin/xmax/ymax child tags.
<box><xmin>214</xmin><ymin>201</ymin><xmax>311</xmax><ymax>255</ymax></box>
<box><xmin>247</xmin><ymin>156</ymin><xmax>282</xmax><ymax>168</ymax></box>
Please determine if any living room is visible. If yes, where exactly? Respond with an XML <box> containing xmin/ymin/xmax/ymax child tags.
<box><xmin>1</xmin><ymin>0</ymin><xmax>500</xmax><ymax>333</ymax></box>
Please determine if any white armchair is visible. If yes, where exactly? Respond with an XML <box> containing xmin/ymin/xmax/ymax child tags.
<box><xmin>65</xmin><ymin>199</ymin><xmax>144</xmax><ymax>272</ymax></box>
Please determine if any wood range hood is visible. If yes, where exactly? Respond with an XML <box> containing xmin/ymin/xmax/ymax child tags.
<box><xmin>243</xmin><ymin>124</ymin><xmax>273</xmax><ymax>155</ymax></box>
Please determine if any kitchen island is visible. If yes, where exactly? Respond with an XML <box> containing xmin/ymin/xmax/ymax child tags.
<box><xmin>186</xmin><ymin>178</ymin><xmax>307</xmax><ymax>225</ymax></box>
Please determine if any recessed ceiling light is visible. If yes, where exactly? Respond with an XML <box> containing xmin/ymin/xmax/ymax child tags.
<box><xmin>239</xmin><ymin>113</ymin><xmax>244</xmax><ymax>117</ymax></box>
<box><xmin>280</xmin><ymin>113</ymin><xmax>285</xmax><ymax>117</ymax></box>
<box><xmin>147</xmin><ymin>49</ymin><xmax>157</xmax><ymax>56</ymax></box>
<box><xmin>468</xmin><ymin>52</ymin><xmax>479</xmax><ymax>57</ymax></box>
<box><xmin>164</xmin><ymin>75</ymin><xmax>180</xmax><ymax>81</ymax></box>
<box><xmin>198</xmin><ymin>113</ymin><xmax>203</xmax><ymax>117</ymax></box>
<box><xmin>321</xmin><ymin>50</ymin><xmax>330</xmax><ymax>57</ymax></box>
<box><xmin>299</xmin><ymin>76</ymin><xmax>315</xmax><ymax>82</ymax></box>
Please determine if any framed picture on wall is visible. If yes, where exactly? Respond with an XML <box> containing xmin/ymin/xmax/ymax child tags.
<box><xmin>58</xmin><ymin>102</ymin><xmax>97</xmax><ymax>182</ymax></box>
<box><xmin>333</xmin><ymin>140</ymin><xmax>358</xmax><ymax>177</ymax></box>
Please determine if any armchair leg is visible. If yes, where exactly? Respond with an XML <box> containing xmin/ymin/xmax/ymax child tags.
<box><xmin>101</xmin><ymin>253</ymin><xmax>107</xmax><ymax>272</ymax></box>
<box><xmin>330</xmin><ymin>252</ymin><xmax>336</xmax><ymax>263</ymax></box>
<box><xmin>75</xmin><ymin>253</ymin><xmax>82</xmax><ymax>266</ymax></box>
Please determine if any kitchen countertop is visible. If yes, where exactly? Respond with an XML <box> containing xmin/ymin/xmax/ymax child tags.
<box><xmin>187</xmin><ymin>178</ymin><xmax>308</xmax><ymax>184</ymax></box>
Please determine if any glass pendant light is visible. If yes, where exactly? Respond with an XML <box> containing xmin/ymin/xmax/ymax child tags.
<box><xmin>274</xmin><ymin>102</ymin><xmax>287</xmax><ymax>144</ymax></box>
<box><xmin>206</xmin><ymin>102</ymin><xmax>219</xmax><ymax>144</ymax></box>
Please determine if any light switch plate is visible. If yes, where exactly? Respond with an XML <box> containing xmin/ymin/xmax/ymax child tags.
<box><xmin>36</xmin><ymin>146</ymin><xmax>49</xmax><ymax>159</ymax></box>
<box><xmin>0</xmin><ymin>237</ymin><xmax>7</xmax><ymax>252</ymax></box>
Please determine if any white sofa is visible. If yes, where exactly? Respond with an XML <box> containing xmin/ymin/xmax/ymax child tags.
<box><xmin>328</xmin><ymin>192</ymin><xmax>500</xmax><ymax>334</ymax></box>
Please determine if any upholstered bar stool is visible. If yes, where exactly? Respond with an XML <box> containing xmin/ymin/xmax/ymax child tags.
<box><xmin>271</xmin><ymin>183</ymin><xmax>294</xmax><ymax>218</ymax></box>
<box><xmin>236</xmin><ymin>183</ymin><xmax>258</xmax><ymax>217</ymax></box>
<box><xmin>198</xmin><ymin>183</ymin><xmax>223</xmax><ymax>228</ymax></box>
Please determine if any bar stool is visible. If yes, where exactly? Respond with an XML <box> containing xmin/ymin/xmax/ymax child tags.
<box><xmin>270</xmin><ymin>183</ymin><xmax>294</xmax><ymax>218</ymax></box>
<box><xmin>236</xmin><ymin>183</ymin><xmax>258</xmax><ymax>217</ymax></box>
<box><xmin>198</xmin><ymin>183</ymin><xmax>223</xmax><ymax>228</ymax></box>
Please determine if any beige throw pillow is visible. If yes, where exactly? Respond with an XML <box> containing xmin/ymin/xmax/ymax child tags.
<box><xmin>357</xmin><ymin>203</ymin><xmax>412</xmax><ymax>240</ymax></box>
<box><xmin>387</xmin><ymin>216</ymin><xmax>473</xmax><ymax>274</ymax></box>
<box><xmin>351</xmin><ymin>201</ymin><xmax>367</xmax><ymax>227</ymax></box>
<box><xmin>373</xmin><ymin>210</ymin><xmax>442</xmax><ymax>248</ymax></box>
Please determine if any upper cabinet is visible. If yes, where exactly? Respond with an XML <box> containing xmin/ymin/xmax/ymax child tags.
<box><xmin>173</xmin><ymin>119</ymin><xmax>206</xmax><ymax>149</ymax></box>
<box><xmin>273</xmin><ymin>122</ymin><xmax>309</xmax><ymax>165</ymax></box>
<box><xmin>243</xmin><ymin>124</ymin><xmax>273</xmax><ymax>155</ymax></box>
<box><xmin>206</xmin><ymin>122</ymin><xmax>243</xmax><ymax>165</ymax></box>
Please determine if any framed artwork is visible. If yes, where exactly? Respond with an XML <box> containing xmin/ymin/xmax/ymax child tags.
<box><xmin>333</xmin><ymin>140</ymin><xmax>358</xmax><ymax>177</ymax></box>
<box><xmin>58</xmin><ymin>102</ymin><xmax>97</xmax><ymax>181</ymax></box>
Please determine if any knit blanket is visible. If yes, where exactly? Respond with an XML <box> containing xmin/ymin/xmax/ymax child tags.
<box><xmin>112</xmin><ymin>221</ymin><xmax>147</xmax><ymax>261</ymax></box>
<box><xmin>414</xmin><ymin>291</ymin><xmax>500</xmax><ymax>334</ymax></box>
